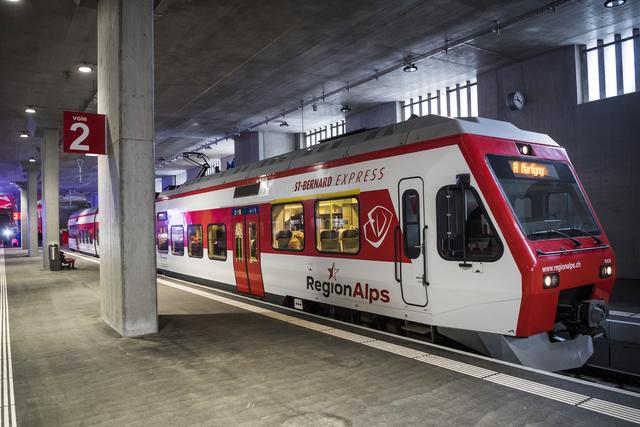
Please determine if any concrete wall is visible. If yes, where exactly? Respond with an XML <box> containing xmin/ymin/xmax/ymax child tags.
<box><xmin>345</xmin><ymin>102</ymin><xmax>401</xmax><ymax>132</ymax></box>
<box><xmin>478</xmin><ymin>46</ymin><xmax>640</xmax><ymax>279</ymax></box>
<box><xmin>234</xmin><ymin>131</ymin><xmax>297</xmax><ymax>166</ymax></box>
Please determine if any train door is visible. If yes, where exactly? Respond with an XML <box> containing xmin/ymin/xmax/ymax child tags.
<box><xmin>397</xmin><ymin>177</ymin><xmax>428</xmax><ymax>306</ymax></box>
<box><xmin>232</xmin><ymin>207</ymin><xmax>265</xmax><ymax>297</ymax></box>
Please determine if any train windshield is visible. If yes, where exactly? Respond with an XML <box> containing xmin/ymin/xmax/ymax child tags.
<box><xmin>487</xmin><ymin>155</ymin><xmax>600</xmax><ymax>240</ymax></box>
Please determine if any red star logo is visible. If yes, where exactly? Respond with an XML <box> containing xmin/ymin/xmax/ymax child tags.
<box><xmin>328</xmin><ymin>262</ymin><xmax>339</xmax><ymax>280</ymax></box>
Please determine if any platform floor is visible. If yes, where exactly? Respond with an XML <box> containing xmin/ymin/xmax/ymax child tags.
<box><xmin>2</xmin><ymin>248</ymin><xmax>640</xmax><ymax>426</ymax></box>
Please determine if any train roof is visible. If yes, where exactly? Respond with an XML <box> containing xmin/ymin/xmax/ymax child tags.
<box><xmin>160</xmin><ymin>115</ymin><xmax>558</xmax><ymax>198</ymax></box>
<box><xmin>68</xmin><ymin>207</ymin><xmax>98</xmax><ymax>220</ymax></box>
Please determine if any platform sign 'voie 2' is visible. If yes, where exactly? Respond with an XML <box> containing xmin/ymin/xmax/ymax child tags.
<box><xmin>63</xmin><ymin>111</ymin><xmax>107</xmax><ymax>155</ymax></box>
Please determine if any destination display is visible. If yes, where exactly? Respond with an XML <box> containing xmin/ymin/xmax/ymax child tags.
<box><xmin>508</xmin><ymin>160</ymin><xmax>558</xmax><ymax>179</ymax></box>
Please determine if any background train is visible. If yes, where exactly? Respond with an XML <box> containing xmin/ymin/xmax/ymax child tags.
<box><xmin>68</xmin><ymin>115</ymin><xmax>615</xmax><ymax>372</ymax></box>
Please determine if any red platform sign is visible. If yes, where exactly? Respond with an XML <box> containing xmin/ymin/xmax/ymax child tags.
<box><xmin>63</xmin><ymin>111</ymin><xmax>107</xmax><ymax>155</ymax></box>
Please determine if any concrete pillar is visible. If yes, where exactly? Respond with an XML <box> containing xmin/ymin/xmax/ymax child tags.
<box><xmin>234</xmin><ymin>131</ymin><xmax>297</xmax><ymax>166</ymax></box>
<box><xmin>41</xmin><ymin>129</ymin><xmax>60</xmax><ymax>269</ymax></box>
<box><xmin>16</xmin><ymin>182</ymin><xmax>28</xmax><ymax>250</ymax></box>
<box><xmin>20</xmin><ymin>162</ymin><xmax>40</xmax><ymax>257</ymax></box>
<box><xmin>345</xmin><ymin>102</ymin><xmax>401</xmax><ymax>132</ymax></box>
<box><xmin>97</xmin><ymin>0</ymin><xmax>157</xmax><ymax>336</ymax></box>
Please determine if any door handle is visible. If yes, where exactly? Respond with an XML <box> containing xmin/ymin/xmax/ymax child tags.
<box><xmin>394</xmin><ymin>226</ymin><xmax>401</xmax><ymax>283</ymax></box>
<box><xmin>422</xmin><ymin>225</ymin><xmax>429</xmax><ymax>286</ymax></box>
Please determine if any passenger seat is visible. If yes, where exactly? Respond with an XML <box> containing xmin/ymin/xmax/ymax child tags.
<box><xmin>320</xmin><ymin>229</ymin><xmax>339</xmax><ymax>251</ymax></box>
<box><xmin>275</xmin><ymin>230</ymin><xmax>292</xmax><ymax>249</ymax></box>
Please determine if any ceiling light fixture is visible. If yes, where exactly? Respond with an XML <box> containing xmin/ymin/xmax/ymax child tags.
<box><xmin>604</xmin><ymin>0</ymin><xmax>626</xmax><ymax>7</ymax></box>
<box><xmin>24</xmin><ymin>106</ymin><xmax>37</xmax><ymax>114</ymax></box>
<box><xmin>340</xmin><ymin>105</ymin><xmax>351</xmax><ymax>113</ymax></box>
<box><xmin>19</xmin><ymin>131</ymin><xmax>29</xmax><ymax>138</ymax></box>
<box><xmin>279</xmin><ymin>121</ymin><xmax>289</xmax><ymax>127</ymax></box>
<box><xmin>28</xmin><ymin>157</ymin><xmax>36</xmax><ymax>163</ymax></box>
<box><xmin>85</xmin><ymin>153</ymin><xmax>98</xmax><ymax>157</ymax></box>
<box><xmin>77</xmin><ymin>65</ymin><xmax>94</xmax><ymax>73</ymax></box>
<box><xmin>403</xmin><ymin>63</ymin><xmax>418</xmax><ymax>72</ymax></box>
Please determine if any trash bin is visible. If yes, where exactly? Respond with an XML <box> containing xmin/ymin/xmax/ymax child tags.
<box><xmin>49</xmin><ymin>243</ymin><xmax>61</xmax><ymax>271</ymax></box>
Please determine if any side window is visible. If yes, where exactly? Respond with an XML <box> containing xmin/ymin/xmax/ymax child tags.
<box><xmin>315</xmin><ymin>197</ymin><xmax>360</xmax><ymax>254</ymax></box>
<box><xmin>157</xmin><ymin>225</ymin><xmax>168</xmax><ymax>252</ymax></box>
<box><xmin>271</xmin><ymin>203</ymin><xmax>304</xmax><ymax>251</ymax></box>
<box><xmin>436</xmin><ymin>185</ymin><xmax>502</xmax><ymax>262</ymax></box>
<box><xmin>207</xmin><ymin>224</ymin><xmax>227</xmax><ymax>261</ymax></box>
<box><xmin>188</xmin><ymin>225</ymin><xmax>203</xmax><ymax>258</ymax></box>
<box><xmin>171</xmin><ymin>225</ymin><xmax>184</xmax><ymax>256</ymax></box>
<box><xmin>402</xmin><ymin>190</ymin><xmax>421</xmax><ymax>259</ymax></box>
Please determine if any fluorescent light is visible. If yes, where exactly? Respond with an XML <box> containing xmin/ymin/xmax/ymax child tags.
<box><xmin>85</xmin><ymin>153</ymin><xmax>99</xmax><ymax>157</ymax></box>
<box><xmin>403</xmin><ymin>63</ymin><xmax>418</xmax><ymax>72</ymax></box>
<box><xmin>24</xmin><ymin>106</ymin><xmax>37</xmax><ymax>114</ymax></box>
<box><xmin>604</xmin><ymin>0</ymin><xmax>626</xmax><ymax>7</ymax></box>
<box><xmin>19</xmin><ymin>131</ymin><xmax>29</xmax><ymax>138</ymax></box>
<box><xmin>77</xmin><ymin>65</ymin><xmax>94</xmax><ymax>73</ymax></box>
<box><xmin>28</xmin><ymin>157</ymin><xmax>36</xmax><ymax>163</ymax></box>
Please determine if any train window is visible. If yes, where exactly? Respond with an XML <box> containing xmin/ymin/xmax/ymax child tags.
<box><xmin>271</xmin><ymin>203</ymin><xmax>304</xmax><ymax>251</ymax></box>
<box><xmin>234</xmin><ymin>222</ymin><xmax>243</xmax><ymax>261</ymax></box>
<box><xmin>171</xmin><ymin>225</ymin><xmax>184</xmax><ymax>256</ymax></box>
<box><xmin>248</xmin><ymin>222</ymin><xmax>258</xmax><ymax>262</ymax></box>
<box><xmin>188</xmin><ymin>225</ymin><xmax>203</xmax><ymax>258</ymax></box>
<box><xmin>207</xmin><ymin>224</ymin><xmax>226</xmax><ymax>261</ymax></box>
<box><xmin>436</xmin><ymin>186</ymin><xmax>502</xmax><ymax>262</ymax></box>
<box><xmin>402</xmin><ymin>190</ymin><xmax>421</xmax><ymax>259</ymax></box>
<box><xmin>315</xmin><ymin>197</ymin><xmax>360</xmax><ymax>254</ymax></box>
<box><xmin>157</xmin><ymin>225</ymin><xmax>168</xmax><ymax>253</ymax></box>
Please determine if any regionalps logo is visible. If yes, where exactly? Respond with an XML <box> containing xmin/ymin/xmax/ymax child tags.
<box><xmin>363</xmin><ymin>205</ymin><xmax>393</xmax><ymax>248</ymax></box>
<box><xmin>306</xmin><ymin>262</ymin><xmax>390</xmax><ymax>304</ymax></box>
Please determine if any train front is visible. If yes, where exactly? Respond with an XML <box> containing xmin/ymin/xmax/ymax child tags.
<box><xmin>465</xmin><ymin>135</ymin><xmax>615</xmax><ymax>371</ymax></box>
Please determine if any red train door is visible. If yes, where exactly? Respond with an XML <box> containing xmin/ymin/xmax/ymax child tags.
<box><xmin>232</xmin><ymin>207</ymin><xmax>265</xmax><ymax>297</ymax></box>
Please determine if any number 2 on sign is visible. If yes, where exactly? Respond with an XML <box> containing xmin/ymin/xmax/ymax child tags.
<box><xmin>69</xmin><ymin>122</ymin><xmax>90</xmax><ymax>151</ymax></box>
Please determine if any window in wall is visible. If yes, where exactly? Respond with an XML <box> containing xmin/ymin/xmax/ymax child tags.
<box><xmin>207</xmin><ymin>224</ymin><xmax>227</xmax><ymax>260</ymax></box>
<box><xmin>402</xmin><ymin>79</ymin><xmax>477</xmax><ymax>120</ymax></box>
<box><xmin>315</xmin><ymin>197</ymin><xmax>359</xmax><ymax>254</ymax></box>
<box><xmin>171</xmin><ymin>225</ymin><xmax>184</xmax><ymax>256</ymax></box>
<box><xmin>272</xmin><ymin>203</ymin><xmax>304</xmax><ymax>251</ymax></box>
<box><xmin>580</xmin><ymin>28</ymin><xmax>639</xmax><ymax>102</ymax></box>
<box><xmin>436</xmin><ymin>185</ymin><xmax>502</xmax><ymax>262</ymax></box>
<box><xmin>304</xmin><ymin>120</ymin><xmax>346</xmax><ymax>148</ymax></box>
<box><xmin>188</xmin><ymin>224</ymin><xmax>203</xmax><ymax>258</ymax></box>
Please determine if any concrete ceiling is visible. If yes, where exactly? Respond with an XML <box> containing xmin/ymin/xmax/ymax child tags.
<box><xmin>1</xmin><ymin>0</ymin><xmax>639</xmax><ymax>199</ymax></box>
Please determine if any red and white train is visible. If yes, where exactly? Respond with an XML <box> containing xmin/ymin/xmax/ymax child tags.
<box><xmin>68</xmin><ymin>207</ymin><xmax>99</xmax><ymax>255</ymax></box>
<box><xmin>68</xmin><ymin>115</ymin><xmax>615</xmax><ymax>371</ymax></box>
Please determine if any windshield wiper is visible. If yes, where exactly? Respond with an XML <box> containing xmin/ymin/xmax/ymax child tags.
<box><xmin>530</xmin><ymin>229</ymin><xmax>582</xmax><ymax>247</ymax></box>
<box><xmin>559</xmin><ymin>228</ymin><xmax>604</xmax><ymax>245</ymax></box>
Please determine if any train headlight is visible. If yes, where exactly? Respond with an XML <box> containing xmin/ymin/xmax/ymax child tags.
<box><xmin>599</xmin><ymin>264</ymin><xmax>613</xmax><ymax>278</ymax></box>
<box><xmin>517</xmin><ymin>143</ymin><xmax>534</xmax><ymax>156</ymax></box>
<box><xmin>543</xmin><ymin>273</ymin><xmax>559</xmax><ymax>289</ymax></box>
<box><xmin>2</xmin><ymin>229</ymin><xmax>12</xmax><ymax>238</ymax></box>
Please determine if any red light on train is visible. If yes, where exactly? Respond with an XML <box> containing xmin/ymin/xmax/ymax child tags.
<box><xmin>12</xmin><ymin>212</ymin><xmax>20</xmax><ymax>221</ymax></box>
